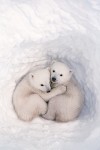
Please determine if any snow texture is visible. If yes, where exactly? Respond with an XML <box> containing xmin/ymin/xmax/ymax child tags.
<box><xmin>0</xmin><ymin>0</ymin><xmax>100</xmax><ymax>149</ymax></box>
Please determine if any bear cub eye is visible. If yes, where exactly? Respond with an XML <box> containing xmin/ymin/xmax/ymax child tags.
<box><xmin>53</xmin><ymin>70</ymin><xmax>55</xmax><ymax>72</ymax></box>
<box><xmin>40</xmin><ymin>84</ymin><xmax>44</xmax><ymax>86</ymax></box>
<box><xmin>60</xmin><ymin>74</ymin><xmax>63</xmax><ymax>76</ymax></box>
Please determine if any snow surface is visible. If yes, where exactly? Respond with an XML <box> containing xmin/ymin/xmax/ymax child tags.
<box><xmin>0</xmin><ymin>0</ymin><xmax>100</xmax><ymax>149</ymax></box>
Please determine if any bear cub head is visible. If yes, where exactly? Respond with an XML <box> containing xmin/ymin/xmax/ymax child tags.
<box><xmin>50</xmin><ymin>61</ymin><xmax>72</xmax><ymax>86</ymax></box>
<box><xmin>29</xmin><ymin>68</ymin><xmax>51</xmax><ymax>92</ymax></box>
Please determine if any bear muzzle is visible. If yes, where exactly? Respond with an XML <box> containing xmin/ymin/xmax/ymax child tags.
<box><xmin>52</xmin><ymin>77</ymin><xmax>56</xmax><ymax>82</ymax></box>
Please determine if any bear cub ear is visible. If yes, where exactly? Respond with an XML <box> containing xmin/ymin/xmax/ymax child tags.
<box><xmin>51</xmin><ymin>60</ymin><xmax>57</xmax><ymax>65</ymax></box>
<box><xmin>47</xmin><ymin>67</ymin><xmax>50</xmax><ymax>72</ymax></box>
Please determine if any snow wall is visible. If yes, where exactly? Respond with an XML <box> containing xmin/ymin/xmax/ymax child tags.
<box><xmin>0</xmin><ymin>0</ymin><xmax>100</xmax><ymax>150</ymax></box>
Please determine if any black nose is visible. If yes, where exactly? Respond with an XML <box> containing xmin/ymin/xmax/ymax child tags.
<box><xmin>47</xmin><ymin>90</ymin><xmax>50</xmax><ymax>93</ymax></box>
<box><xmin>52</xmin><ymin>77</ymin><xmax>56</xmax><ymax>82</ymax></box>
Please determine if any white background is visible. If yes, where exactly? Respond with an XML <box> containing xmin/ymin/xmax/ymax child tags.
<box><xmin>0</xmin><ymin>0</ymin><xmax>100</xmax><ymax>149</ymax></box>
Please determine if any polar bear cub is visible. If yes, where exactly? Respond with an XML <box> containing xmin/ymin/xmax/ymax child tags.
<box><xmin>12</xmin><ymin>68</ymin><xmax>66</xmax><ymax>121</ymax></box>
<box><xmin>42</xmin><ymin>61</ymin><xmax>84</xmax><ymax>122</ymax></box>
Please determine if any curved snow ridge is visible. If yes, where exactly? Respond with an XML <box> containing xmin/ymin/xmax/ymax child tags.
<box><xmin>0</xmin><ymin>0</ymin><xmax>100</xmax><ymax>50</ymax></box>
<box><xmin>0</xmin><ymin>0</ymin><xmax>100</xmax><ymax>150</ymax></box>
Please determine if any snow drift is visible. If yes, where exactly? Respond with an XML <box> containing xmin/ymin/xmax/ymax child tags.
<box><xmin>0</xmin><ymin>0</ymin><xmax>100</xmax><ymax>150</ymax></box>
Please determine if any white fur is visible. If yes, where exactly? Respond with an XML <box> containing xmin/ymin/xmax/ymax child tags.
<box><xmin>12</xmin><ymin>68</ymin><xmax>66</xmax><ymax>121</ymax></box>
<box><xmin>42</xmin><ymin>61</ymin><xmax>84</xmax><ymax>122</ymax></box>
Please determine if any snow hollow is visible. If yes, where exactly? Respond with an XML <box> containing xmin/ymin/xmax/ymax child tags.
<box><xmin>0</xmin><ymin>0</ymin><xmax>100</xmax><ymax>150</ymax></box>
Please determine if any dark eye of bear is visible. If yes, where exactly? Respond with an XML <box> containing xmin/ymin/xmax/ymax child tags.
<box><xmin>53</xmin><ymin>70</ymin><xmax>55</xmax><ymax>72</ymax></box>
<box><xmin>60</xmin><ymin>74</ymin><xmax>63</xmax><ymax>76</ymax></box>
<box><xmin>41</xmin><ymin>84</ymin><xmax>44</xmax><ymax>86</ymax></box>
